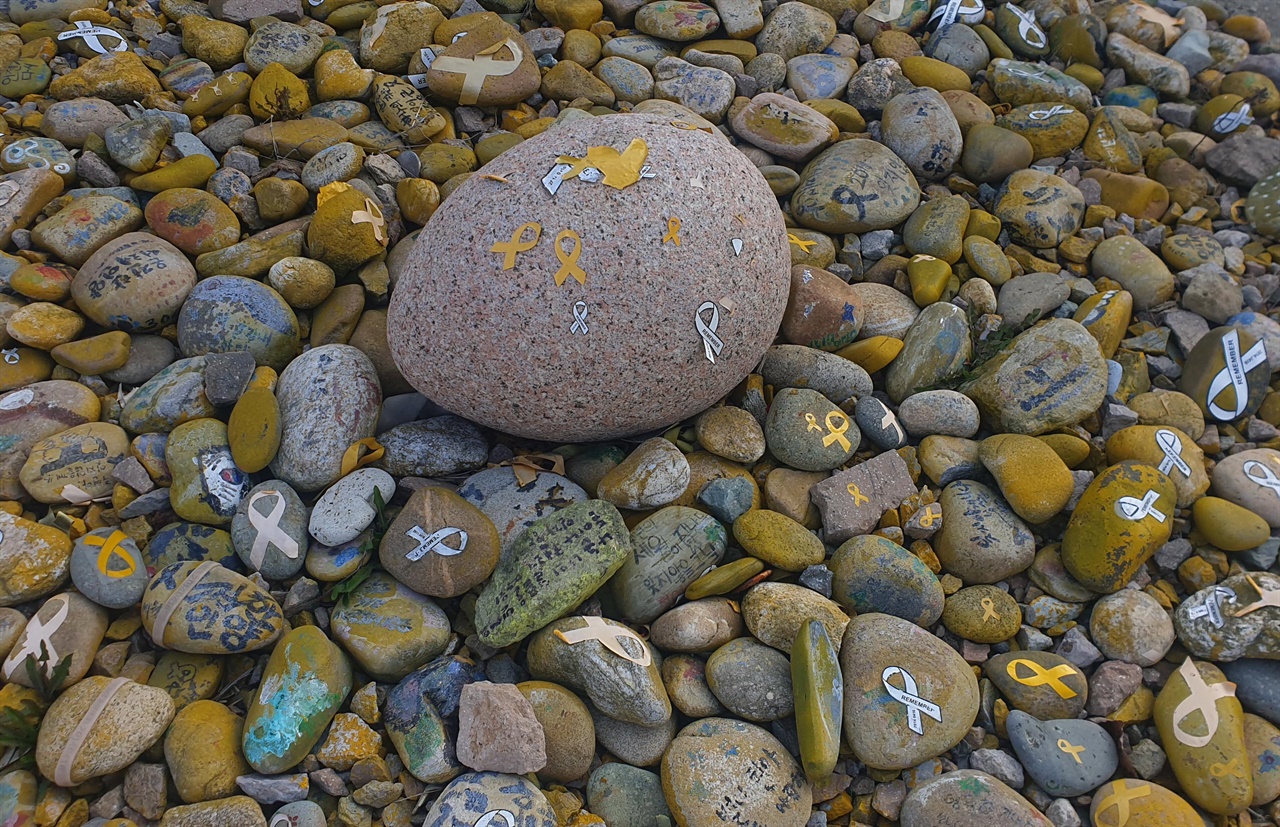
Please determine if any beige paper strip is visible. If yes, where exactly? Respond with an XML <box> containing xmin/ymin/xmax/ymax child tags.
<box><xmin>54</xmin><ymin>677</ymin><xmax>130</xmax><ymax>787</ymax></box>
<box><xmin>150</xmin><ymin>561</ymin><xmax>219</xmax><ymax>648</ymax></box>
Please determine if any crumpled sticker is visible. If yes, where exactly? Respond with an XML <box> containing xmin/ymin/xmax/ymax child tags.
<box><xmin>556</xmin><ymin>138</ymin><xmax>649</xmax><ymax>190</ymax></box>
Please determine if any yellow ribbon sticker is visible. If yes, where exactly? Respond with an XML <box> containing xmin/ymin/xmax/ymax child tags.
<box><xmin>84</xmin><ymin>530</ymin><xmax>135</xmax><ymax>579</ymax></box>
<box><xmin>1094</xmin><ymin>783</ymin><xmax>1150</xmax><ymax>827</ymax></box>
<box><xmin>341</xmin><ymin>438</ymin><xmax>385</xmax><ymax>477</ymax></box>
<box><xmin>788</xmin><ymin>233</ymin><xmax>816</xmax><ymax>252</ymax></box>
<box><xmin>1210</xmin><ymin>758</ymin><xmax>1245</xmax><ymax>778</ymax></box>
<box><xmin>916</xmin><ymin>503</ymin><xmax>940</xmax><ymax>528</ymax></box>
<box><xmin>352</xmin><ymin>198</ymin><xmax>387</xmax><ymax>245</ymax></box>
<box><xmin>491</xmin><ymin>222</ymin><xmax>541</xmax><ymax>270</ymax></box>
<box><xmin>1057</xmin><ymin>739</ymin><xmax>1085</xmax><ymax>763</ymax></box>
<box><xmin>554</xmin><ymin>616</ymin><xmax>651</xmax><ymax>666</ymax></box>
<box><xmin>846</xmin><ymin>483</ymin><xmax>869</xmax><ymax>506</ymax></box>
<box><xmin>553</xmin><ymin>229</ymin><xmax>587</xmax><ymax>286</ymax></box>
<box><xmin>663</xmin><ymin>217</ymin><xmax>682</xmax><ymax>246</ymax></box>
<box><xmin>557</xmin><ymin>139</ymin><xmax>649</xmax><ymax>190</ymax></box>
<box><xmin>806</xmin><ymin>411</ymin><xmax>851</xmax><ymax>451</ymax></box>
<box><xmin>1006</xmin><ymin>659</ymin><xmax>1078</xmax><ymax>699</ymax></box>
<box><xmin>980</xmin><ymin>597</ymin><xmax>999</xmax><ymax>621</ymax></box>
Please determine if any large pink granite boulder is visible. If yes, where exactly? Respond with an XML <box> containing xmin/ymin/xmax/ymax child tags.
<box><xmin>388</xmin><ymin>113</ymin><xmax>789</xmax><ymax>441</ymax></box>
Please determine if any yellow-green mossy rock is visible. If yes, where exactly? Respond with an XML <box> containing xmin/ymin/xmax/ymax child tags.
<box><xmin>1061</xmin><ymin>461</ymin><xmax>1175</xmax><ymax>593</ymax></box>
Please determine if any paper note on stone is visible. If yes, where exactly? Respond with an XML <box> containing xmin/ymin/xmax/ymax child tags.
<box><xmin>557</xmin><ymin>139</ymin><xmax>649</xmax><ymax>190</ymax></box>
<box><xmin>809</xmin><ymin>450</ymin><xmax>918</xmax><ymax>543</ymax></box>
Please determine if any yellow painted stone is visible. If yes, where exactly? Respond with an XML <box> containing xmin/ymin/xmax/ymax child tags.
<box><xmin>1245</xmin><ymin>713</ymin><xmax>1280</xmax><ymax>807</ymax></box>
<box><xmin>1193</xmin><ymin>497</ymin><xmax>1271</xmax><ymax>552</ymax></box>
<box><xmin>396</xmin><ymin>178</ymin><xmax>440</xmax><ymax>225</ymax></box>
<box><xmin>536</xmin><ymin>0</ymin><xmax>604</xmax><ymax>29</ymax></box>
<box><xmin>19</xmin><ymin>420</ymin><xmax>128</xmax><ymax>504</ymax></box>
<box><xmin>1037</xmin><ymin>433</ymin><xmax>1091</xmax><ymax>468</ymax></box>
<box><xmin>835</xmin><ymin>336</ymin><xmax>903</xmax><ymax>374</ymax></box>
<box><xmin>979</xmin><ymin>433</ymin><xmax>1074</xmax><ymax>523</ymax></box>
<box><xmin>306</xmin><ymin>186</ymin><xmax>389</xmax><ymax>274</ymax></box>
<box><xmin>227</xmin><ymin>386</ymin><xmax>280</xmax><ymax>474</ymax></box>
<box><xmin>180</xmin><ymin>15</ymin><xmax>248</xmax><ymax>71</ymax></box>
<box><xmin>680</xmin><ymin>39</ymin><xmax>757</xmax><ymax>61</ymax></box>
<box><xmin>9</xmin><ymin>262</ymin><xmax>74</xmax><ymax>302</ymax></box>
<box><xmin>965</xmin><ymin>209</ymin><xmax>1001</xmax><ymax>240</ymax></box>
<box><xmin>1105</xmin><ymin>424</ymin><xmax>1207</xmax><ymax>508</ymax></box>
<box><xmin>732</xmin><ymin>509</ymin><xmax>824</xmax><ymax>571</ymax></box>
<box><xmin>130</xmin><ymin>155</ymin><xmax>217</xmax><ymax>192</ymax></box>
<box><xmin>5</xmin><ymin>302</ymin><xmax>84</xmax><ymax>350</ymax></box>
<box><xmin>0</xmin><ymin>510</ymin><xmax>72</xmax><ymax>606</ymax></box>
<box><xmin>49</xmin><ymin>331</ymin><xmax>131</xmax><ymax>376</ymax></box>
<box><xmin>1154</xmin><ymin>659</ymin><xmax>1251</xmax><ymax>815</ymax></box>
<box><xmin>1107</xmin><ymin>685</ymin><xmax>1154</xmax><ymax>724</ymax></box>
<box><xmin>907</xmin><ymin>255</ymin><xmax>951</xmax><ymax>306</ymax></box>
<box><xmin>314</xmin><ymin>49</ymin><xmax>375</xmax><ymax>102</ymax></box>
<box><xmin>0</xmin><ymin>347</ymin><xmax>54</xmax><ymax>392</ymax></box>
<box><xmin>183</xmin><ymin>72</ymin><xmax>252</xmax><ymax>117</ymax></box>
<box><xmin>1073</xmin><ymin>289</ymin><xmax>1133</xmax><ymax>359</ymax></box>
<box><xmin>1090</xmin><ymin>779</ymin><xmax>1202</xmax><ymax>827</ymax></box>
<box><xmin>148</xmin><ymin>652</ymin><xmax>225</xmax><ymax>711</ymax></box>
<box><xmin>900</xmin><ymin>55</ymin><xmax>970</xmax><ymax>91</ymax></box>
<box><xmin>804</xmin><ymin>99</ymin><xmax>865</xmax><ymax>133</ymax></box>
<box><xmin>316</xmin><ymin>712</ymin><xmax>383</xmax><ymax>771</ymax></box>
<box><xmin>1061</xmin><ymin>460</ymin><xmax>1175</xmax><ymax>593</ymax></box>
<box><xmin>253</xmin><ymin>177</ymin><xmax>309</xmax><ymax>224</ymax></box>
<box><xmin>163</xmin><ymin>700</ymin><xmax>250</xmax><ymax>804</ymax></box>
<box><xmin>685</xmin><ymin>555</ymin><xmax>765</xmax><ymax>600</ymax></box>
<box><xmin>249</xmin><ymin>62</ymin><xmax>310</xmax><ymax>121</ymax></box>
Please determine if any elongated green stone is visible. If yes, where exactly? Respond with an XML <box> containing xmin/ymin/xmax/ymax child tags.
<box><xmin>792</xmin><ymin>618</ymin><xmax>842</xmax><ymax>782</ymax></box>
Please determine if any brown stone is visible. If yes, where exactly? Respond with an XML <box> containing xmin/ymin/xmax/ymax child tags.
<box><xmin>456</xmin><ymin>681</ymin><xmax>547</xmax><ymax>774</ymax></box>
<box><xmin>387</xmin><ymin>114</ymin><xmax>789</xmax><ymax>441</ymax></box>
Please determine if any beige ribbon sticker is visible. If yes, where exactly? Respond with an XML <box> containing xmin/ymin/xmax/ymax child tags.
<box><xmin>488</xmin><ymin>453</ymin><xmax>566</xmax><ymax>487</ymax></box>
<box><xmin>352</xmin><ymin>199</ymin><xmax>387</xmax><ymax>245</ymax></box>
<box><xmin>55</xmin><ymin>676</ymin><xmax>131</xmax><ymax>787</ymax></box>
<box><xmin>2</xmin><ymin>594</ymin><xmax>69</xmax><ymax>680</ymax></box>
<box><xmin>432</xmin><ymin>39</ymin><xmax>525</xmax><ymax>106</ymax></box>
<box><xmin>1231</xmin><ymin>573</ymin><xmax>1280</xmax><ymax>617</ymax></box>
<box><xmin>554</xmin><ymin>616</ymin><xmax>651</xmax><ymax>666</ymax></box>
<box><xmin>151</xmin><ymin>561</ymin><xmax>220</xmax><ymax>648</ymax></box>
<box><xmin>1170</xmin><ymin>657</ymin><xmax>1235</xmax><ymax>748</ymax></box>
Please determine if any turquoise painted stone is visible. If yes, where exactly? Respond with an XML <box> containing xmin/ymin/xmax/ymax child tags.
<box><xmin>792</xmin><ymin>618</ymin><xmax>842</xmax><ymax>783</ymax></box>
<box><xmin>385</xmin><ymin>663</ymin><xmax>465</xmax><ymax>783</ymax></box>
<box><xmin>330</xmin><ymin>571</ymin><xmax>451</xmax><ymax>681</ymax></box>
<box><xmin>474</xmin><ymin>499</ymin><xmax>632</xmax><ymax>648</ymax></box>
<box><xmin>242</xmin><ymin>625</ymin><xmax>352</xmax><ymax>774</ymax></box>
<box><xmin>141</xmin><ymin>561</ymin><xmax>284</xmax><ymax>654</ymax></box>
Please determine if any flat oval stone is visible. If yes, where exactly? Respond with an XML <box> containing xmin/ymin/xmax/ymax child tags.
<box><xmin>230</xmin><ymin>480</ymin><xmax>308</xmax><ymax>580</ymax></box>
<box><xmin>979</xmin><ymin>433</ymin><xmax>1075</xmax><ymax>524</ymax></box>
<box><xmin>458</xmin><ymin>465</ymin><xmax>589</xmax><ymax>553</ymax></box>
<box><xmin>840</xmin><ymin>613</ymin><xmax>979</xmax><ymax>770</ymax></box>
<box><xmin>1213</xmin><ymin>448</ymin><xmax>1280</xmax><ymax>528</ymax></box>
<box><xmin>144</xmin><ymin>522</ymin><xmax>240</xmax><ymax>573</ymax></box>
<box><xmin>271</xmin><ymin>344</ymin><xmax>381</xmax><ymax>493</ymax></box>
<box><xmin>792</xmin><ymin>138</ymin><xmax>922</xmax><ymax>233</ymax></box>
<box><xmin>741</xmin><ymin>581</ymin><xmax>848</xmax><ymax>652</ymax></box>
<box><xmin>119</xmin><ymin>356</ymin><xmax>218</xmax><ymax>434</ymax></box>
<box><xmin>649</xmin><ymin>597</ymin><xmax>744</xmax><ymax>652</ymax></box>
<box><xmin>163</xmin><ymin>699</ymin><xmax>249</xmax><ymax>802</ymax></box>
<box><xmin>1090</xmin><ymin>587</ymin><xmax>1175</xmax><ymax>666</ymax></box>
<box><xmin>387</xmin><ymin>114</ymin><xmax>788</xmax><ymax>443</ymax></box>
<box><xmin>935</xmin><ymin>480</ymin><xmax>1036</xmax><ymax>584</ymax></box>
<box><xmin>142</xmin><ymin>561</ymin><xmax>283</xmax><ymax>654</ymax></box>
<box><xmin>143</xmin><ymin>187</ymin><xmax>240</xmax><ymax>256</ymax></box>
<box><xmin>732</xmin><ymin>507</ymin><xmax>825</xmax><ymax>571</ymax></box>
<box><xmin>71</xmin><ymin>232</ymin><xmax>195</xmax><ymax>332</ymax></box>
<box><xmin>900</xmin><ymin>770</ymin><xmax>1052</xmax><ymax>827</ymax></box>
<box><xmin>176</xmin><ymin>276</ymin><xmax>301</xmax><ymax>372</ymax></box>
<box><xmin>942</xmin><ymin>584</ymin><xmax>1021</xmax><ymax>643</ymax></box>
<box><xmin>1105</xmin><ymin>424</ymin><xmax>1207</xmax><ymax>508</ymax></box>
<box><xmin>19</xmin><ymin>421</ymin><xmax>128</xmax><ymax>504</ymax></box>
<box><xmin>706</xmin><ymin>636</ymin><xmax>794</xmax><ymax>721</ymax></box>
<box><xmin>373</xmin><ymin>415</ymin><xmax>488</xmax><ymax>478</ymax></box>
<box><xmin>884</xmin><ymin>302</ymin><xmax>972</xmax><ymax>404</ymax></box>
<box><xmin>765</xmin><ymin>387</ymin><xmax>859</xmax><ymax>471</ymax></box>
<box><xmin>34</xmin><ymin>675</ymin><xmax>174</xmax><ymax>788</ymax></box>
<box><xmin>610</xmin><ymin>506</ymin><xmax>726</xmax><ymax>623</ymax></box>
<box><xmin>1007</xmin><ymin>710</ymin><xmax>1118</xmax><ymax>797</ymax></box>
<box><xmin>661</xmin><ymin>718</ymin><xmax>811</xmax><ymax>827</ymax></box>
<box><xmin>830</xmin><ymin>534</ymin><xmax>943</xmax><ymax>627</ymax></box>
<box><xmin>527</xmin><ymin>615</ymin><xmax>670</xmax><ymax>726</ymax></box>
<box><xmin>476</xmin><ymin>499</ymin><xmax>631</xmax><ymax>647</ymax></box>
<box><xmin>385</xmin><ymin>665</ymin><xmax>464</xmax><ymax>784</ymax></box>
<box><xmin>242</xmin><ymin>625</ymin><xmax>352</xmax><ymax>775</ymax></box>
<box><xmin>331</xmin><ymin>571</ymin><xmax>451</xmax><ymax>681</ymax></box>
<box><xmin>993</xmin><ymin>168</ymin><xmax>1084</xmax><ymax>249</ymax></box>
<box><xmin>0</xmin><ymin>380</ymin><xmax>99</xmax><ymax>499</ymax></box>
<box><xmin>518</xmin><ymin>680</ymin><xmax>595</xmax><ymax>782</ymax></box>
<box><xmin>149</xmin><ymin>652</ymin><xmax>224</xmax><ymax>712</ymax></box>
<box><xmin>1089</xmin><ymin>779</ymin><xmax>1202</xmax><ymax>827</ymax></box>
<box><xmin>167</xmin><ymin>418</ymin><xmax>249</xmax><ymax>527</ymax></box>
<box><xmin>424</xmin><ymin>772</ymin><xmax>557</xmax><ymax>827</ymax></box>
<box><xmin>985</xmin><ymin>650</ymin><xmax>1088</xmax><ymax>720</ymax></box>
<box><xmin>69</xmin><ymin>528</ymin><xmax>148</xmax><ymax>610</ymax></box>
<box><xmin>1061</xmin><ymin>461</ymin><xmax>1175</xmax><ymax>594</ymax></box>
<box><xmin>882</xmin><ymin>87</ymin><xmax>963</xmax><ymax>181</ymax></box>
<box><xmin>2</xmin><ymin>591</ymin><xmax>106</xmax><ymax>690</ymax></box>
<box><xmin>380</xmin><ymin>486</ymin><xmax>501</xmax><ymax>599</ymax></box>
<box><xmin>1154</xmin><ymin>658</ymin><xmax>1251</xmax><ymax>815</ymax></box>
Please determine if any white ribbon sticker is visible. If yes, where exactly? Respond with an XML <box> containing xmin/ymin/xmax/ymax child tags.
<box><xmin>1114</xmin><ymin>490</ymin><xmax>1166</xmax><ymax>523</ymax></box>
<box><xmin>57</xmin><ymin>20</ymin><xmax>128</xmax><ymax>54</ymax></box>
<box><xmin>1205</xmin><ymin>329</ymin><xmax>1267</xmax><ymax>420</ymax></box>
<box><xmin>696</xmin><ymin>301</ymin><xmax>723</xmax><ymax>364</ymax></box>
<box><xmin>731</xmin><ymin>238</ymin><xmax>744</xmax><ymax>255</ymax></box>
<box><xmin>881</xmin><ymin>665</ymin><xmax>942</xmax><ymax>735</ymax></box>
<box><xmin>864</xmin><ymin>0</ymin><xmax>905</xmax><ymax>22</ymax></box>
<box><xmin>474</xmin><ymin>811</ymin><xmax>516</xmax><ymax>827</ymax></box>
<box><xmin>247</xmin><ymin>490</ymin><xmax>300</xmax><ymax>569</ymax></box>
<box><xmin>1155</xmin><ymin>429</ymin><xmax>1192</xmax><ymax>477</ymax></box>
<box><xmin>406</xmin><ymin>525</ymin><xmax>468</xmax><ymax>560</ymax></box>
<box><xmin>570</xmin><ymin>301</ymin><xmax>589</xmax><ymax>335</ymax></box>
<box><xmin>1213</xmin><ymin>103</ymin><xmax>1252</xmax><ymax>135</ymax></box>
<box><xmin>1009</xmin><ymin>4</ymin><xmax>1047</xmax><ymax>47</ymax></box>
<box><xmin>2</xmin><ymin>594</ymin><xmax>69</xmax><ymax>680</ymax></box>
<box><xmin>1187</xmin><ymin>586</ymin><xmax>1235</xmax><ymax>629</ymax></box>
<box><xmin>1029</xmin><ymin>104</ymin><xmax>1071</xmax><ymax>121</ymax></box>
<box><xmin>1245</xmin><ymin>459</ymin><xmax>1280</xmax><ymax>498</ymax></box>
<box><xmin>1</xmin><ymin>348</ymin><xmax>18</xmax><ymax>365</ymax></box>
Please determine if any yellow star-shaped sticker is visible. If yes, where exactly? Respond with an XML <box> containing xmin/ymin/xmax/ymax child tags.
<box><xmin>788</xmin><ymin>232</ymin><xmax>817</xmax><ymax>252</ymax></box>
<box><xmin>557</xmin><ymin>138</ymin><xmax>648</xmax><ymax>190</ymax></box>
